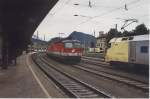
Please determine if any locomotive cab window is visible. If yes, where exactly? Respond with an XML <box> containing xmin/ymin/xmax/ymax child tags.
<box><xmin>74</xmin><ymin>43</ymin><xmax>81</xmax><ymax>48</ymax></box>
<box><xmin>65</xmin><ymin>43</ymin><xmax>73</xmax><ymax>48</ymax></box>
<box><xmin>140</xmin><ymin>46</ymin><xmax>148</xmax><ymax>53</ymax></box>
<box><xmin>64</xmin><ymin>41</ymin><xmax>81</xmax><ymax>48</ymax></box>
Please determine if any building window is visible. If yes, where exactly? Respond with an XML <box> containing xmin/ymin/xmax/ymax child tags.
<box><xmin>141</xmin><ymin>46</ymin><xmax>148</xmax><ymax>53</ymax></box>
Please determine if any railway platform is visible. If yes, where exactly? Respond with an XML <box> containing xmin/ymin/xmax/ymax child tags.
<box><xmin>0</xmin><ymin>53</ymin><xmax>64</xmax><ymax>98</ymax></box>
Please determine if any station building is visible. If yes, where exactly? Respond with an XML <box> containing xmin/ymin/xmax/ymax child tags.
<box><xmin>96</xmin><ymin>31</ymin><xmax>107</xmax><ymax>52</ymax></box>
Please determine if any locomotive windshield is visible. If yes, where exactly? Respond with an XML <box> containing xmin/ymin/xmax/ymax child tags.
<box><xmin>64</xmin><ymin>42</ymin><xmax>81</xmax><ymax>48</ymax></box>
<box><xmin>74</xmin><ymin>42</ymin><xmax>81</xmax><ymax>48</ymax></box>
<box><xmin>65</xmin><ymin>43</ymin><xmax>73</xmax><ymax>48</ymax></box>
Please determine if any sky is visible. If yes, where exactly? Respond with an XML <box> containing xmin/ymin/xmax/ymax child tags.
<box><xmin>34</xmin><ymin>0</ymin><xmax>149</xmax><ymax>41</ymax></box>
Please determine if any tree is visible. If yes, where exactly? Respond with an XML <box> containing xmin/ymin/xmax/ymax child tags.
<box><xmin>122</xmin><ymin>30</ymin><xmax>130</xmax><ymax>36</ymax></box>
<box><xmin>106</xmin><ymin>28</ymin><xmax>122</xmax><ymax>45</ymax></box>
<box><xmin>133</xmin><ymin>24</ymin><xmax>149</xmax><ymax>35</ymax></box>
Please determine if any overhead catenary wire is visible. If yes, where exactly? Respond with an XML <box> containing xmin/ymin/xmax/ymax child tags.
<box><xmin>76</xmin><ymin>0</ymin><xmax>141</xmax><ymax>26</ymax></box>
<box><xmin>49</xmin><ymin>0</ymin><xmax>72</xmax><ymax>17</ymax></box>
<box><xmin>74</xmin><ymin>0</ymin><xmax>147</xmax><ymax>34</ymax></box>
<box><xmin>36</xmin><ymin>0</ymin><xmax>148</xmax><ymax>41</ymax></box>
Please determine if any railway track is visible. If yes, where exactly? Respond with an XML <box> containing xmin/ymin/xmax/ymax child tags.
<box><xmin>82</xmin><ymin>56</ymin><xmax>149</xmax><ymax>75</ymax></box>
<box><xmin>82</xmin><ymin>56</ymin><xmax>105</xmax><ymax>62</ymax></box>
<box><xmin>82</xmin><ymin>56</ymin><xmax>149</xmax><ymax>83</ymax></box>
<box><xmin>80</xmin><ymin>62</ymin><xmax>148</xmax><ymax>83</ymax></box>
<box><xmin>42</xmin><ymin>54</ymin><xmax>148</xmax><ymax>93</ymax></box>
<box><xmin>32</xmin><ymin>53</ymin><xmax>112</xmax><ymax>98</ymax></box>
<box><xmin>81</xmin><ymin>56</ymin><xmax>111</xmax><ymax>68</ymax></box>
<box><xmin>73</xmin><ymin>63</ymin><xmax>149</xmax><ymax>92</ymax></box>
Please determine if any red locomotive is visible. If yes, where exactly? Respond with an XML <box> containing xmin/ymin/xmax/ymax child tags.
<box><xmin>47</xmin><ymin>38</ymin><xmax>83</xmax><ymax>63</ymax></box>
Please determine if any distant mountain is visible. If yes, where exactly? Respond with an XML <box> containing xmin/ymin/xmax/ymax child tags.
<box><xmin>47</xmin><ymin>31</ymin><xmax>96</xmax><ymax>48</ymax></box>
<box><xmin>48</xmin><ymin>37</ymin><xmax>62</xmax><ymax>44</ymax></box>
<box><xmin>68</xmin><ymin>31</ymin><xmax>96</xmax><ymax>48</ymax></box>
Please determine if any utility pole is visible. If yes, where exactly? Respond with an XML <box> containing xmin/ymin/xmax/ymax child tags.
<box><xmin>44</xmin><ymin>34</ymin><xmax>45</xmax><ymax>41</ymax></box>
<box><xmin>115</xmin><ymin>24</ymin><xmax>117</xmax><ymax>31</ymax></box>
<box><xmin>59</xmin><ymin>33</ymin><xmax>65</xmax><ymax>39</ymax></box>
<box><xmin>36</xmin><ymin>30</ymin><xmax>39</xmax><ymax>51</ymax></box>
<box><xmin>94</xmin><ymin>29</ymin><xmax>95</xmax><ymax>37</ymax></box>
<box><xmin>89</xmin><ymin>0</ymin><xmax>92</xmax><ymax>8</ymax></box>
<box><xmin>115</xmin><ymin>24</ymin><xmax>118</xmax><ymax>37</ymax></box>
<box><xmin>37</xmin><ymin>30</ymin><xmax>39</xmax><ymax>39</ymax></box>
<box><xmin>59</xmin><ymin>33</ymin><xmax>61</xmax><ymax>39</ymax></box>
<box><xmin>93</xmin><ymin>29</ymin><xmax>95</xmax><ymax>53</ymax></box>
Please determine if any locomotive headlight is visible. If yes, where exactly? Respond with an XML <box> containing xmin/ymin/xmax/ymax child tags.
<box><xmin>72</xmin><ymin>49</ymin><xmax>75</xmax><ymax>52</ymax></box>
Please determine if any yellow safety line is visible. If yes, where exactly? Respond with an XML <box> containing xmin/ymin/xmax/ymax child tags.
<box><xmin>26</xmin><ymin>54</ymin><xmax>51</xmax><ymax>98</ymax></box>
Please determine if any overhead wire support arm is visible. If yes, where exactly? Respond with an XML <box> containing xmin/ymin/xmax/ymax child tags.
<box><xmin>121</xmin><ymin>19</ymin><xmax>138</xmax><ymax>30</ymax></box>
<box><xmin>88</xmin><ymin>0</ymin><xmax>92</xmax><ymax>8</ymax></box>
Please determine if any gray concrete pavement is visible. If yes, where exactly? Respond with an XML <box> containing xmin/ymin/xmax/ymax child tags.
<box><xmin>0</xmin><ymin>54</ymin><xmax>47</xmax><ymax>98</ymax></box>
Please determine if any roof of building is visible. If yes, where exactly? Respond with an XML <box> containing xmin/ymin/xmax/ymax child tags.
<box><xmin>109</xmin><ymin>34</ymin><xmax>149</xmax><ymax>43</ymax></box>
<box><xmin>96</xmin><ymin>34</ymin><xmax>107</xmax><ymax>39</ymax></box>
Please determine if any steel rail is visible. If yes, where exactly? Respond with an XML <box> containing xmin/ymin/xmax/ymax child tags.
<box><xmin>81</xmin><ymin>57</ymin><xmax>148</xmax><ymax>84</ymax></box>
<box><xmin>73</xmin><ymin>63</ymin><xmax>149</xmax><ymax>92</ymax></box>
<box><xmin>32</xmin><ymin>53</ymin><xmax>112</xmax><ymax>98</ymax></box>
